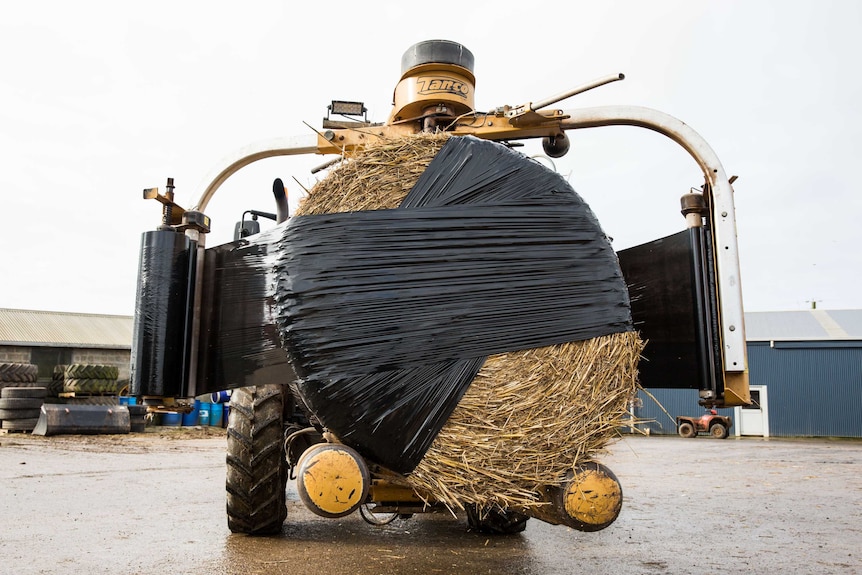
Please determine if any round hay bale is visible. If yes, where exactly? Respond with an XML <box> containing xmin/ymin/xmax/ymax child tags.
<box><xmin>296</xmin><ymin>133</ymin><xmax>643</xmax><ymax>511</ymax></box>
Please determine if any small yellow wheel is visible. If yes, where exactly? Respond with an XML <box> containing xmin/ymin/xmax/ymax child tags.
<box><xmin>296</xmin><ymin>443</ymin><xmax>370</xmax><ymax>518</ymax></box>
<box><xmin>556</xmin><ymin>462</ymin><xmax>623</xmax><ymax>532</ymax></box>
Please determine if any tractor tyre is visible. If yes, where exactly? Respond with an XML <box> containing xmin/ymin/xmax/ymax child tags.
<box><xmin>226</xmin><ymin>384</ymin><xmax>287</xmax><ymax>535</ymax></box>
<box><xmin>0</xmin><ymin>381</ymin><xmax>44</xmax><ymax>393</ymax></box>
<box><xmin>710</xmin><ymin>422</ymin><xmax>729</xmax><ymax>439</ymax></box>
<box><xmin>0</xmin><ymin>363</ymin><xmax>38</xmax><ymax>383</ymax></box>
<box><xmin>50</xmin><ymin>365</ymin><xmax>67</xmax><ymax>396</ymax></box>
<box><xmin>2</xmin><ymin>418</ymin><xmax>39</xmax><ymax>431</ymax></box>
<box><xmin>0</xmin><ymin>408</ymin><xmax>42</xmax><ymax>420</ymax></box>
<box><xmin>0</xmin><ymin>398</ymin><xmax>43</xmax><ymax>410</ymax></box>
<box><xmin>65</xmin><ymin>395</ymin><xmax>117</xmax><ymax>406</ymax></box>
<box><xmin>65</xmin><ymin>364</ymin><xmax>119</xmax><ymax>380</ymax></box>
<box><xmin>678</xmin><ymin>422</ymin><xmax>696</xmax><ymax>438</ymax></box>
<box><xmin>465</xmin><ymin>505</ymin><xmax>529</xmax><ymax>534</ymax></box>
<box><xmin>0</xmin><ymin>386</ymin><xmax>48</xmax><ymax>399</ymax></box>
<box><xmin>64</xmin><ymin>378</ymin><xmax>121</xmax><ymax>394</ymax></box>
<box><xmin>47</xmin><ymin>378</ymin><xmax>64</xmax><ymax>397</ymax></box>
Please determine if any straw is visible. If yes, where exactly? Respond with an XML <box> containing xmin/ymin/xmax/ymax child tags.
<box><xmin>296</xmin><ymin>133</ymin><xmax>644</xmax><ymax>511</ymax></box>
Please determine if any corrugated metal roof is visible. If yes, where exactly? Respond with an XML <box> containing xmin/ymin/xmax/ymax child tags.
<box><xmin>745</xmin><ymin>309</ymin><xmax>862</xmax><ymax>342</ymax></box>
<box><xmin>0</xmin><ymin>308</ymin><xmax>132</xmax><ymax>349</ymax></box>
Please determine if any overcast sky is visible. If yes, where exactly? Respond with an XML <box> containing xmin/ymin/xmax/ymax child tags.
<box><xmin>1</xmin><ymin>0</ymin><xmax>860</xmax><ymax>317</ymax></box>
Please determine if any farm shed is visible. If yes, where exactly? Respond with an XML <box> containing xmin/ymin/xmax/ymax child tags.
<box><xmin>636</xmin><ymin>309</ymin><xmax>862</xmax><ymax>438</ymax></box>
<box><xmin>0</xmin><ymin>308</ymin><xmax>133</xmax><ymax>386</ymax></box>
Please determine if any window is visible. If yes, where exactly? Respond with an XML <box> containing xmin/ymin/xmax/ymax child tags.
<box><xmin>29</xmin><ymin>347</ymin><xmax>73</xmax><ymax>381</ymax></box>
<box><xmin>742</xmin><ymin>388</ymin><xmax>761</xmax><ymax>410</ymax></box>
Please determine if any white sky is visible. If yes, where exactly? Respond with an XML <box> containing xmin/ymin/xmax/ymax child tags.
<box><xmin>1</xmin><ymin>0</ymin><xmax>860</xmax><ymax>316</ymax></box>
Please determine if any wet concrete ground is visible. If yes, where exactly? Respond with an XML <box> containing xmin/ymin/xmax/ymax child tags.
<box><xmin>1</xmin><ymin>429</ymin><xmax>860</xmax><ymax>575</ymax></box>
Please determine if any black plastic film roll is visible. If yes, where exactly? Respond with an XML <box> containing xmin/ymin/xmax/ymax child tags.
<box><xmin>130</xmin><ymin>229</ymin><xmax>194</xmax><ymax>397</ymax></box>
<box><xmin>194</xmin><ymin>227</ymin><xmax>297</xmax><ymax>395</ymax></box>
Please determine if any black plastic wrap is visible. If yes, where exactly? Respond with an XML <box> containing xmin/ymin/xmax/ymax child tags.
<box><xmin>299</xmin><ymin>358</ymin><xmax>485</xmax><ymax>470</ymax></box>
<box><xmin>273</xmin><ymin>136</ymin><xmax>633</xmax><ymax>472</ymax></box>
<box><xmin>619</xmin><ymin>229</ymin><xmax>702</xmax><ymax>389</ymax></box>
<box><xmin>196</xmin><ymin>226</ymin><xmax>296</xmax><ymax>395</ymax></box>
<box><xmin>130</xmin><ymin>230</ymin><xmax>195</xmax><ymax>397</ymax></box>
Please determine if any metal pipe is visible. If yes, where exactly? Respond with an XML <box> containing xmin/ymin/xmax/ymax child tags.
<box><xmin>272</xmin><ymin>178</ymin><xmax>289</xmax><ymax>224</ymax></box>
<box><xmin>184</xmin><ymin>229</ymin><xmax>205</xmax><ymax>398</ymax></box>
<box><xmin>531</xmin><ymin>73</ymin><xmax>625</xmax><ymax>111</ymax></box>
<box><xmin>689</xmin><ymin>226</ymin><xmax>717</xmax><ymax>399</ymax></box>
<box><xmin>193</xmin><ymin>134</ymin><xmax>319</xmax><ymax>212</ymax></box>
<box><xmin>559</xmin><ymin>105</ymin><xmax>746</xmax><ymax>374</ymax></box>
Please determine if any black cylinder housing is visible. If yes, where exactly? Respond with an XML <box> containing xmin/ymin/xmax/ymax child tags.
<box><xmin>130</xmin><ymin>229</ymin><xmax>196</xmax><ymax>397</ymax></box>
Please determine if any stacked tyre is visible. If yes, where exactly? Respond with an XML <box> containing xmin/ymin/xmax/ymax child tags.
<box><xmin>0</xmin><ymin>362</ymin><xmax>39</xmax><ymax>393</ymax></box>
<box><xmin>49</xmin><ymin>364</ymin><xmax>67</xmax><ymax>397</ymax></box>
<box><xmin>63</xmin><ymin>364</ymin><xmax>121</xmax><ymax>395</ymax></box>
<box><xmin>0</xmin><ymin>386</ymin><xmax>47</xmax><ymax>432</ymax></box>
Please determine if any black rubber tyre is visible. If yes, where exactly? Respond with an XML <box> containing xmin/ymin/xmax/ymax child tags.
<box><xmin>401</xmin><ymin>39</ymin><xmax>475</xmax><ymax>74</ymax></box>
<box><xmin>64</xmin><ymin>378</ymin><xmax>121</xmax><ymax>394</ymax></box>
<box><xmin>678</xmin><ymin>422</ymin><xmax>697</xmax><ymax>438</ymax></box>
<box><xmin>465</xmin><ymin>505</ymin><xmax>529</xmax><ymax>534</ymax></box>
<box><xmin>0</xmin><ymin>381</ymin><xmax>45</xmax><ymax>392</ymax></box>
<box><xmin>0</xmin><ymin>362</ymin><xmax>38</xmax><ymax>383</ymax></box>
<box><xmin>226</xmin><ymin>385</ymin><xmax>287</xmax><ymax>535</ymax></box>
<box><xmin>50</xmin><ymin>365</ymin><xmax>67</xmax><ymax>397</ymax></box>
<box><xmin>47</xmin><ymin>378</ymin><xmax>64</xmax><ymax>397</ymax></box>
<box><xmin>0</xmin><ymin>408</ymin><xmax>41</xmax><ymax>420</ymax></box>
<box><xmin>710</xmin><ymin>422</ymin><xmax>729</xmax><ymax>439</ymax></box>
<box><xmin>0</xmin><ymin>398</ymin><xmax>43</xmax><ymax>410</ymax></box>
<box><xmin>115</xmin><ymin>379</ymin><xmax>130</xmax><ymax>396</ymax></box>
<box><xmin>64</xmin><ymin>396</ymin><xmax>118</xmax><ymax>406</ymax></box>
<box><xmin>64</xmin><ymin>364</ymin><xmax>119</xmax><ymax>380</ymax></box>
<box><xmin>2</xmin><ymin>418</ymin><xmax>39</xmax><ymax>431</ymax></box>
<box><xmin>0</xmin><ymin>386</ymin><xmax>48</xmax><ymax>399</ymax></box>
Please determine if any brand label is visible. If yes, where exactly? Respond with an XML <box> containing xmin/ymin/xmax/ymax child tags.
<box><xmin>415</xmin><ymin>76</ymin><xmax>470</xmax><ymax>99</ymax></box>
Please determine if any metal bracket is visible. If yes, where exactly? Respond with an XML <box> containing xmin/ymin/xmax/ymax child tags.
<box><xmin>143</xmin><ymin>178</ymin><xmax>186</xmax><ymax>226</ymax></box>
<box><xmin>503</xmin><ymin>73</ymin><xmax>625</xmax><ymax>126</ymax></box>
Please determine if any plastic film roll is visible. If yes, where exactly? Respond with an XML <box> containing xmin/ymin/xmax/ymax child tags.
<box><xmin>130</xmin><ymin>229</ymin><xmax>195</xmax><ymax>397</ymax></box>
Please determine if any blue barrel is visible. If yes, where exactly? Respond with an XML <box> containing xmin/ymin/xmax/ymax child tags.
<box><xmin>182</xmin><ymin>399</ymin><xmax>201</xmax><ymax>426</ymax></box>
<box><xmin>162</xmin><ymin>411</ymin><xmax>182</xmax><ymax>426</ymax></box>
<box><xmin>198</xmin><ymin>402</ymin><xmax>211</xmax><ymax>426</ymax></box>
<box><xmin>209</xmin><ymin>390</ymin><xmax>232</xmax><ymax>404</ymax></box>
<box><xmin>209</xmin><ymin>402</ymin><xmax>224</xmax><ymax>427</ymax></box>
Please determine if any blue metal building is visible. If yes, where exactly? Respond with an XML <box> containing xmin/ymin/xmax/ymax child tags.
<box><xmin>635</xmin><ymin>309</ymin><xmax>862</xmax><ymax>438</ymax></box>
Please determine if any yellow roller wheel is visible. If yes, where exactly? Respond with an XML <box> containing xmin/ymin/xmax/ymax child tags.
<box><xmin>296</xmin><ymin>443</ymin><xmax>370</xmax><ymax>518</ymax></box>
<box><xmin>557</xmin><ymin>462</ymin><xmax>622</xmax><ymax>532</ymax></box>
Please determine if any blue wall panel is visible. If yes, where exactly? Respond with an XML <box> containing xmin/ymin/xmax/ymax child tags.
<box><xmin>634</xmin><ymin>342</ymin><xmax>862</xmax><ymax>437</ymax></box>
<box><xmin>747</xmin><ymin>341</ymin><xmax>862</xmax><ymax>437</ymax></box>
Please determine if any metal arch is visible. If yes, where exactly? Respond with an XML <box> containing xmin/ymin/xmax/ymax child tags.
<box><xmin>192</xmin><ymin>134</ymin><xmax>319</xmax><ymax>213</ymax></box>
<box><xmin>558</xmin><ymin>105</ymin><xmax>746</xmax><ymax>373</ymax></box>
<box><xmin>186</xmin><ymin>106</ymin><xmax>747</xmax><ymax>378</ymax></box>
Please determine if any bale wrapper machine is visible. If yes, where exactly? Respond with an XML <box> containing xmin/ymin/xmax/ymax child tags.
<box><xmin>130</xmin><ymin>40</ymin><xmax>750</xmax><ymax>535</ymax></box>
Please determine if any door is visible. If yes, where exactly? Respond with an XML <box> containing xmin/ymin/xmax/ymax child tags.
<box><xmin>735</xmin><ymin>385</ymin><xmax>769</xmax><ymax>437</ymax></box>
